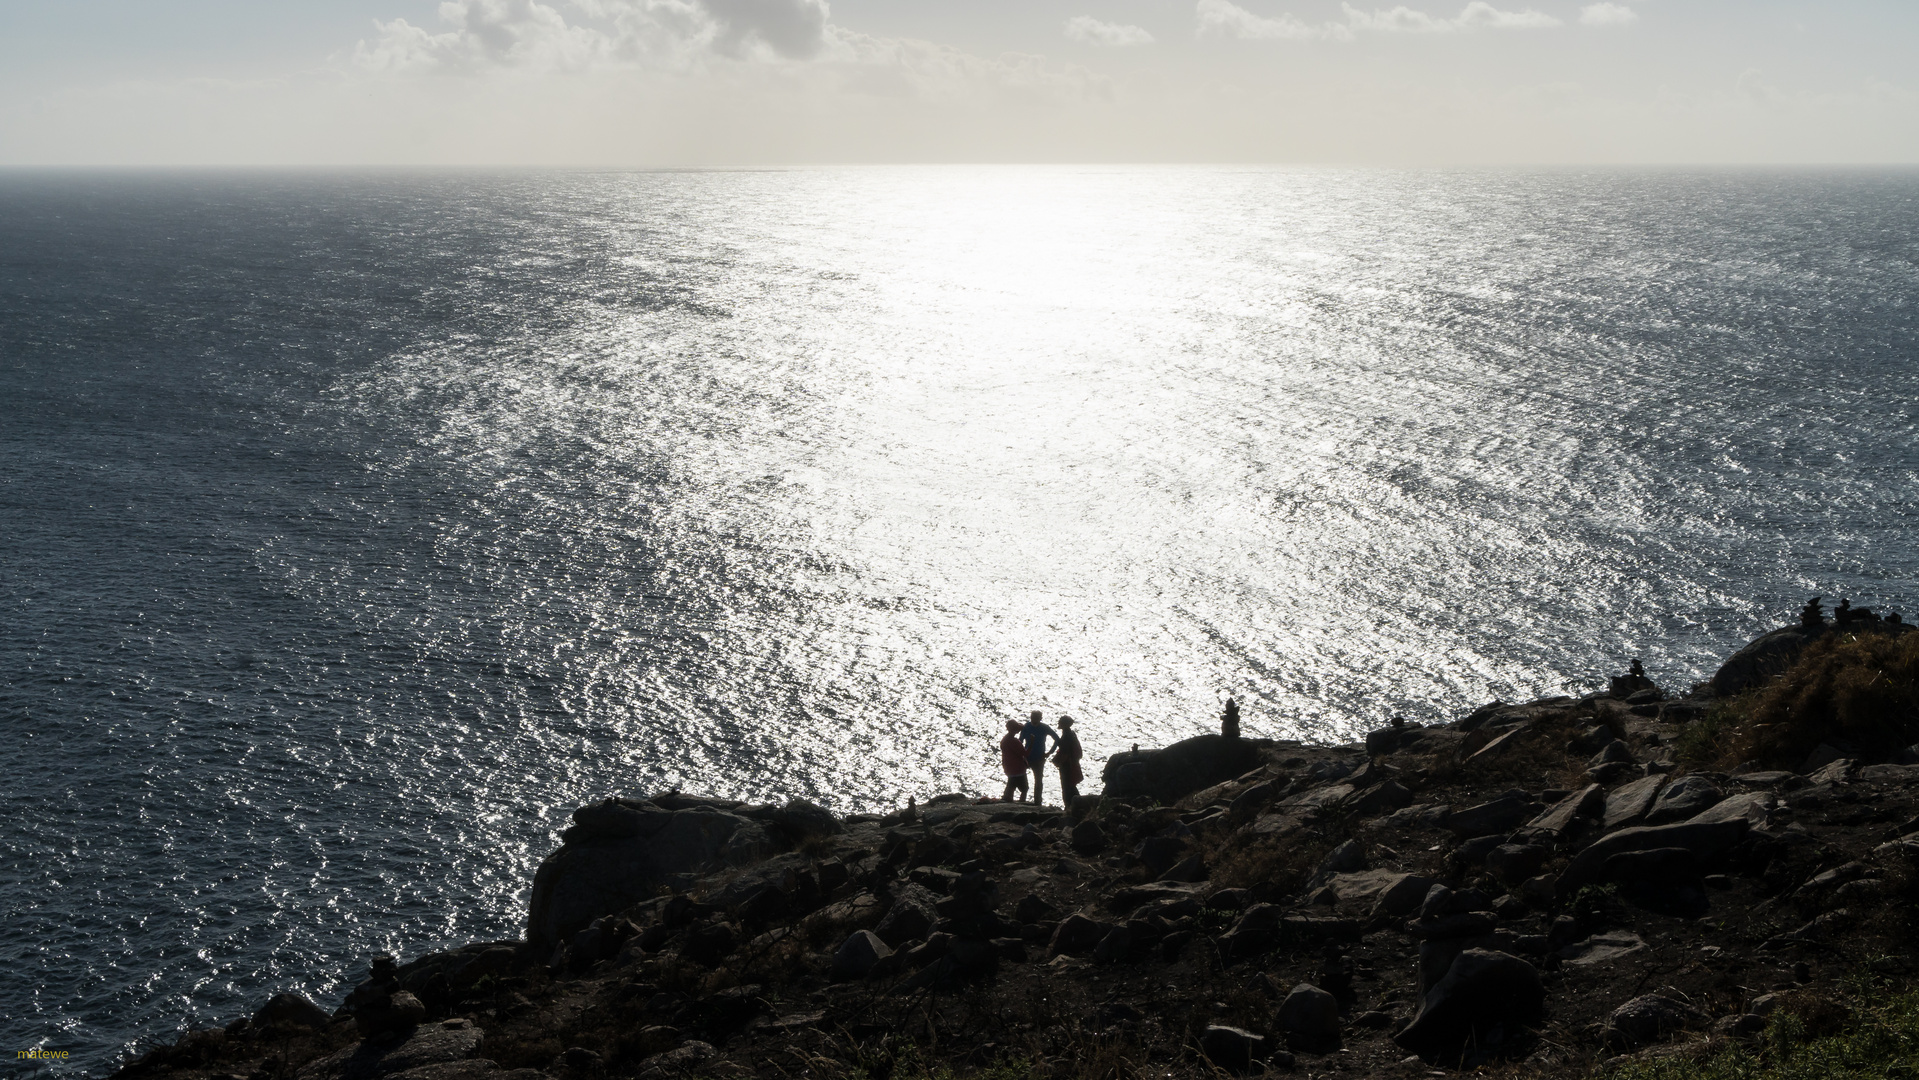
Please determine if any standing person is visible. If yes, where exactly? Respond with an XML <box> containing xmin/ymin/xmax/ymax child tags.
<box><xmin>1222</xmin><ymin>696</ymin><xmax>1241</xmax><ymax>739</ymax></box>
<box><xmin>1020</xmin><ymin>710</ymin><xmax>1059</xmax><ymax>805</ymax></box>
<box><xmin>1054</xmin><ymin>715</ymin><xmax>1084</xmax><ymax>810</ymax></box>
<box><xmin>1000</xmin><ymin>719</ymin><xmax>1029</xmax><ymax>802</ymax></box>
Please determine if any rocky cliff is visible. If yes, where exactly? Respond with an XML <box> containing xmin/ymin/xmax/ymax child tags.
<box><xmin>113</xmin><ymin>604</ymin><xmax>1919</xmax><ymax>1080</ymax></box>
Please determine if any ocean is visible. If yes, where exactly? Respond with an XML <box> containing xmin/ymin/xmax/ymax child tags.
<box><xmin>2</xmin><ymin>166</ymin><xmax>1916</xmax><ymax>1071</ymax></box>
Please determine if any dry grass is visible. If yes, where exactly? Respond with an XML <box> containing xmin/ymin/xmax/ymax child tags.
<box><xmin>1684</xmin><ymin>629</ymin><xmax>1919</xmax><ymax>770</ymax></box>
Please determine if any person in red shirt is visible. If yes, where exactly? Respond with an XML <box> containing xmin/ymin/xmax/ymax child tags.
<box><xmin>1000</xmin><ymin>718</ymin><xmax>1029</xmax><ymax>802</ymax></box>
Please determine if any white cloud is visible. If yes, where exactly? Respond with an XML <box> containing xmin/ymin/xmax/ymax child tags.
<box><xmin>1342</xmin><ymin>2</ymin><xmax>1559</xmax><ymax>32</ymax></box>
<box><xmin>1064</xmin><ymin>16</ymin><xmax>1155</xmax><ymax>47</ymax></box>
<box><xmin>1198</xmin><ymin>0</ymin><xmax>1560</xmax><ymax>41</ymax></box>
<box><xmin>1196</xmin><ymin>0</ymin><xmax>1321</xmax><ymax>40</ymax></box>
<box><xmin>352</xmin><ymin>0</ymin><xmax>832</xmax><ymax>72</ymax></box>
<box><xmin>1578</xmin><ymin>3</ymin><xmax>1638</xmax><ymax>27</ymax></box>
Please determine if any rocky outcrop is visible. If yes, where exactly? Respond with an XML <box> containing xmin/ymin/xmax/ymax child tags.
<box><xmin>526</xmin><ymin>798</ymin><xmax>779</xmax><ymax>949</ymax></box>
<box><xmin>1710</xmin><ymin>624</ymin><xmax>1823</xmax><ymax>697</ymax></box>
<box><xmin>1101</xmin><ymin>735</ymin><xmax>1269</xmax><ymax>803</ymax></box>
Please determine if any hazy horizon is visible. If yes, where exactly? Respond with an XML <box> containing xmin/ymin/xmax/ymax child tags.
<box><xmin>2</xmin><ymin>1</ymin><xmax>1914</xmax><ymax>167</ymax></box>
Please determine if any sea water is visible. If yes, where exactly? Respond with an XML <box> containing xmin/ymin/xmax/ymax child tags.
<box><xmin>2</xmin><ymin>167</ymin><xmax>1916</xmax><ymax>1069</ymax></box>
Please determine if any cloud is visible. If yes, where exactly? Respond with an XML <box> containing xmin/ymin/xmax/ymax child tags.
<box><xmin>1578</xmin><ymin>3</ymin><xmax>1638</xmax><ymax>27</ymax></box>
<box><xmin>703</xmin><ymin>0</ymin><xmax>831</xmax><ymax>58</ymax></box>
<box><xmin>352</xmin><ymin>0</ymin><xmax>832</xmax><ymax>72</ymax></box>
<box><xmin>1198</xmin><ymin>0</ymin><xmax>1559</xmax><ymax>40</ymax></box>
<box><xmin>1195</xmin><ymin>0</ymin><xmax>1319</xmax><ymax>40</ymax></box>
<box><xmin>1064</xmin><ymin>16</ymin><xmax>1155</xmax><ymax>47</ymax></box>
<box><xmin>1342</xmin><ymin>2</ymin><xmax>1559</xmax><ymax>32</ymax></box>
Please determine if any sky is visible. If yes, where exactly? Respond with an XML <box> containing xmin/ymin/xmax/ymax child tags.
<box><xmin>0</xmin><ymin>0</ymin><xmax>1914</xmax><ymax>165</ymax></box>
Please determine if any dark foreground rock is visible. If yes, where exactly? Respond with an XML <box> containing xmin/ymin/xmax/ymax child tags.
<box><xmin>113</xmin><ymin>605</ymin><xmax>1919</xmax><ymax>1080</ymax></box>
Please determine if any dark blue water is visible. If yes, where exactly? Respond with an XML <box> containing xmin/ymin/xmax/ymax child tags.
<box><xmin>3</xmin><ymin>167</ymin><xmax>1917</xmax><ymax>1072</ymax></box>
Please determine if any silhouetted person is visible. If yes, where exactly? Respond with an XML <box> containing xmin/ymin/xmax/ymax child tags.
<box><xmin>1629</xmin><ymin>658</ymin><xmax>1645</xmax><ymax>679</ymax></box>
<box><xmin>1000</xmin><ymin>719</ymin><xmax>1028</xmax><ymax>802</ymax></box>
<box><xmin>1021</xmin><ymin>710</ymin><xmax>1058</xmax><ymax>805</ymax></box>
<box><xmin>1221</xmin><ymin>696</ymin><xmax>1240</xmax><ymax>739</ymax></box>
<box><xmin>1054</xmin><ymin>715</ymin><xmax>1084</xmax><ymax>809</ymax></box>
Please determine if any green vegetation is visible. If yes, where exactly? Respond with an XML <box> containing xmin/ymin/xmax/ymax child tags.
<box><xmin>1604</xmin><ymin>987</ymin><xmax>1919</xmax><ymax>1080</ymax></box>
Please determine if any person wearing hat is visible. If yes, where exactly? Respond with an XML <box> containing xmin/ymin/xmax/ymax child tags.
<box><xmin>1053</xmin><ymin>715</ymin><xmax>1084</xmax><ymax>809</ymax></box>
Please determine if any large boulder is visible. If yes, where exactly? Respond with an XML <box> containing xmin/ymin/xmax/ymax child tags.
<box><xmin>1395</xmin><ymin>949</ymin><xmax>1544</xmax><ymax>1061</ymax></box>
<box><xmin>298</xmin><ymin>1023</ymin><xmax>485</xmax><ymax>1080</ymax></box>
<box><xmin>1276</xmin><ymin>983</ymin><xmax>1341</xmax><ymax>1052</ymax></box>
<box><xmin>1557</xmin><ymin>819</ymin><xmax>1749</xmax><ymax>893</ymax></box>
<box><xmin>1604</xmin><ymin>995</ymin><xmax>1707</xmax><ymax>1052</ymax></box>
<box><xmin>1710</xmin><ymin>624</ymin><xmax>1823</xmax><ymax>697</ymax></box>
<box><xmin>526</xmin><ymin>798</ymin><xmax>776</xmax><ymax>949</ymax></box>
<box><xmin>1102</xmin><ymin>736</ymin><xmax>1267</xmax><ymax>804</ymax></box>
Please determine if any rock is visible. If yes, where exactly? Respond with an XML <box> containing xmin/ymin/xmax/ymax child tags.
<box><xmin>561</xmin><ymin>1048</ymin><xmax>602</xmax><ymax>1072</ymax></box>
<box><xmin>636</xmin><ymin>1041</ymin><xmax>713</xmax><ymax>1074</ymax></box>
<box><xmin>1158</xmin><ymin>854</ymin><xmax>1207</xmax><ymax>883</ymax></box>
<box><xmin>1558</xmin><ymin>819</ymin><xmax>1749</xmax><ymax>892</ymax></box>
<box><xmin>1367</xmin><ymin>725</ymin><xmax>1421</xmax><ymax>756</ymax></box>
<box><xmin>1602</xmin><ymin>775</ymin><xmax>1667</xmax><ymax>829</ymax></box>
<box><xmin>770</xmin><ymin>799</ymin><xmax>841</xmax><ymax>839</ymax></box>
<box><xmin>1687</xmin><ymin>791</ymin><xmax>1776</xmax><ymax>827</ymax></box>
<box><xmin>526</xmin><ymin>801</ymin><xmax>775</xmax><ymax>948</ymax></box>
<box><xmin>381</xmin><ymin>1063</ymin><xmax>502</xmax><ymax>1080</ymax></box>
<box><xmin>683</xmin><ymin>922</ymin><xmax>738</xmax><ymax>966</ymax></box>
<box><xmin>1801</xmin><ymin>742</ymin><xmax>1853</xmax><ymax>774</ymax></box>
<box><xmin>1588</xmin><ymin>741</ymin><xmax>1634</xmax><ymax>768</ymax></box>
<box><xmin>1310</xmin><ymin>840</ymin><xmax>1367</xmax><ymax>884</ymax></box>
<box><xmin>1604</xmin><ymin>995</ymin><xmax>1706</xmax><ymax>1052</ymax></box>
<box><xmin>1200</xmin><ymin>1025</ymin><xmax>1270</xmax><ymax>1074</ymax></box>
<box><xmin>1711</xmin><ymin>624</ymin><xmax>1823</xmax><ymax>697</ymax></box>
<box><xmin>355</xmin><ymin>992</ymin><xmax>427</xmax><ymax>1038</ymax></box>
<box><xmin>1345</xmin><ymin>781</ymin><xmax>1413</xmax><ymax>817</ymax></box>
<box><xmin>1091</xmin><ymin>925</ymin><xmax>1133</xmax><ymax>965</ymax></box>
<box><xmin>1456</xmin><ymin>834</ymin><xmax>1507</xmax><ymax>864</ymax></box>
<box><xmin>1101</xmin><ymin>735</ymin><xmax>1268</xmax><ymax>804</ymax></box>
<box><xmin>1049</xmin><ymin>914</ymin><xmax>1112</xmax><ymax>956</ymax></box>
<box><xmin>1135</xmin><ymin>836</ymin><xmax>1187</xmax><ymax>877</ymax></box>
<box><xmin>1560</xmin><ymin>930</ymin><xmax>1647</xmax><ymax>966</ymax></box>
<box><xmin>255</xmin><ymin>993</ymin><xmax>333</xmax><ymax>1033</ymax></box>
<box><xmin>1371</xmin><ymin>874</ymin><xmax>1439</xmax><ymax>919</ymax></box>
<box><xmin>1524</xmin><ymin>784</ymin><xmax>1603</xmax><ymax>838</ymax></box>
<box><xmin>1516</xmin><ymin>875</ymin><xmax>1555</xmax><ymax>908</ymax></box>
<box><xmin>1808</xmin><ymin>758</ymin><xmax>1856</xmax><ymax>785</ymax></box>
<box><xmin>1646</xmin><ymin>777</ymin><xmax>1724</xmax><ymax>823</ymax></box>
<box><xmin>1015</xmin><ymin>894</ymin><xmax>1059</xmax><ymax>924</ymax></box>
<box><xmin>1446</xmin><ymin>796</ymin><xmax>1533</xmax><ymax>839</ymax></box>
<box><xmin>1601</xmin><ymin>848</ymin><xmax>1709</xmax><ymax>916</ymax></box>
<box><xmin>1228</xmin><ymin>781</ymin><xmax>1282</xmax><ymax>826</ymax></box>
<box><xmin>1485</xmin><ymin>844</ymin><xmax>1550</xmax><ymax>885</ymax></box>
<box><xmin>1070</xmin><ymin>820</ymin><xmax>1107</xmax><ymax>854</ymax></box>
<box><xmin>298</xmin><ymin>1024</ymin><xmax>485</xmax><ymax>1080</ymax></box>
<box><xmin>1276</xmin><ymin>983</ymin><xmax>1341</xmax><ymax>1052</ymax></box>
<box><xmin>874</xmin><ymin>884</ymin><xmax>940</xmax><ymax>947</ymax></box>
<box><xmin>1467</xmin><ymin>725</ymin><xmax>1532</xmax><ymax>764</ymax></box>
<box><xmin>831</xmin><ymin>931</ymin><xmax>893</xmax><ymax>980</ymax></box>
<box><xmin>1395</xmin><ymin>949</ymin><xmax>1544</xmax><ymax>1060</ymax></box>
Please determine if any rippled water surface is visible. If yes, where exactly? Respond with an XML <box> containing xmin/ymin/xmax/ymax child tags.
<box><xmin>4</xmin><ymin>167</ymin><xmax>1918</xmax><ymax>1069</ymax></box>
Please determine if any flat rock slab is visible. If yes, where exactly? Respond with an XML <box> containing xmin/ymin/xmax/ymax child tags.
<box><xmin>1527</xmin><ymin>784</ymin><xmax>1603</xmax><ymax>836</ymax></box>
<box><xmin>1604</xmin><ymin>776</ymin><xmax>1666</xmax><ymax>829</ymax></box>
<box><xmin>1562</xmin><ymin>931</ymin><xmax>1647</xmax><ymax>966</ymax></box>
<box><xmin>1859</xmin><ymin>764</ymin><xmax>1919</xmax><ymax>783</ymax></box>
<box><xmin>1322</xmin><ymin>870</ymin><xmax>1416</xmax><ymax>912</ymax></box>
<box><xmin>299</xmin><ymin>1025</ymin><xmax>485</xmax><ymax>1080</ymax></box>
<box><xmin>1687</xmin><ymin>791</ymin><xmax>1777</xmax><ymax>827</ymax></box>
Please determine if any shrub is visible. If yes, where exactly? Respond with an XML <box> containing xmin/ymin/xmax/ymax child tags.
<box><xmin>1743</xmin><ymin>629</ymin><xmax>1919</xmax><ymax>767</ymax></box>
